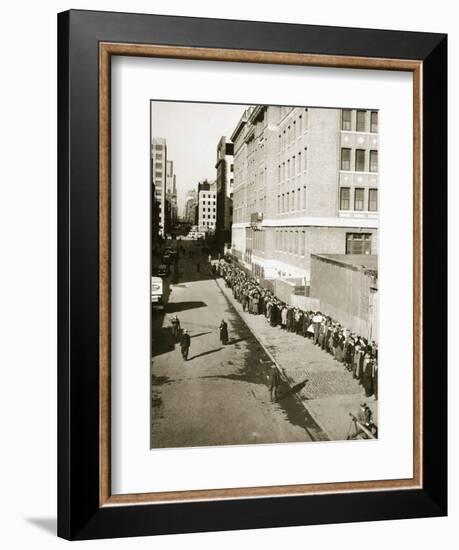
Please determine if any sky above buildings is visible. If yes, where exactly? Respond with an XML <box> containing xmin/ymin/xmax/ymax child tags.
<box><xmin>151</xmin><ymin>101</ymin><xmax>248</xmax><ymax>216</ymax></box>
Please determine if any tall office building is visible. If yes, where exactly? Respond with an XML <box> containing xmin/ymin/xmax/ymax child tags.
<box><xmin>152</xmin><ymin>137</ymin><xmax>167</xmax><ymax>237</ymax></box>
<box><xmin>231</xmin><ymin>106</ymin><xmax>378</xmax><ymax>284</ymax></box>
<box><xmin>197</xmin><ymin>180</ymin><xmax>217</xmax><ymax>233</ymax></box>
<box><xmin>215</xmin><ymin>136</ymin><xmax>234</xmax><ymax>249</ymax></box>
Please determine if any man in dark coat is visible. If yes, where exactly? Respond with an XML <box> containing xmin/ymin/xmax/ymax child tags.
<box><xmin>180</xmin><ymin>329</ymin><xmax>191</xmax><ymax>361</ymax></box>
<box><xmin>269</xmin><ymin>366</ymin><xmax>282</xmax><ymax>402</ymax></box>
<box><xmin>219</xmin><ymin>320</ymin><xmax>229</xmax><ymax>345</ymax></box>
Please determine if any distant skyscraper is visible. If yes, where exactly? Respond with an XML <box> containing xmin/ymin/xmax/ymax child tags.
<box><xmin>184</xmin><ymin>189</ymin><xmax>198</xmax><ymax>224</ymax></box>
<box><xmin>215</xmin><ymin>136</ymin><xmax>234</xmax><ymax>249</ymax></box>
<box><xmin>198</xmin><ymin>180</ymin><xmax>217</xmax><ymax>233</ymax></box>
<box><xmin>152</xmin><ymin>138</ymin><xmax>167</xmax><ymax>237</ymax></box>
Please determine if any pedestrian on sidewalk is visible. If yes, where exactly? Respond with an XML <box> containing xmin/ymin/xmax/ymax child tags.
<box><xmin>219</xmin><ymin>319</ymin><xmax>229</xmax><ymax>345</ymax></box>
<box><xmin>180</xmin><ymin>329</ymin><xmax>191</xmax><ymax>361</ymax></box>
<box><xmin>269</xmin><ymin>366</ymin><xmax>281</xmax><ymax>403</ymax></box>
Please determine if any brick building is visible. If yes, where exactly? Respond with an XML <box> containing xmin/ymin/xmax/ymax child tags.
<box><xmin>230</xmin><ymin>106</ymin><xmax>379</xmax><ymax>289</ymax></box>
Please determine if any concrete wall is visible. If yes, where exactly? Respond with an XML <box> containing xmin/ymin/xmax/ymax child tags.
<box><xmin>309</xmin><ymin>255</ymin><xmax>378</xmax><ymax>341</ymax></box>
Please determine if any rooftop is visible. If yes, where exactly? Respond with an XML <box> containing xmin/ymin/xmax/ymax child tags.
<box><xmin>312</xmin><ymin>254</ymin><xmax>378</xmax><ymax>274</ymax></box>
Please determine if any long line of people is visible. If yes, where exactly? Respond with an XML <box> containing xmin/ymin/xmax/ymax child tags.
<box><xmin>218</xmin><ymin>260</ymin><xmax>378</xmax><ymax>400</ymax></box>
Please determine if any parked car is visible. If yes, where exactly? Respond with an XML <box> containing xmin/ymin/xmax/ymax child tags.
<box><xmin>151</xmin><ymin>276</ymin><xmax>164</xmax><ymax>308</ymax></box>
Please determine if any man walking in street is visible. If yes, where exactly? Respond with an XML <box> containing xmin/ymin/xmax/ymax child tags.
<box><xmin>219</xmin><ymin>319</ymin><xmax>229</xmax><ymax>345</ymax></box>
<box><xmin>180</xmin><ymin>329</ymin><xmax>191</xmax><ymax>361</ymax></box>
<box><xmin>170</xmin><ymin>315</ymin><xmax>181</xmax><ymax>342</ymax></box>
<box><xmin>269</xmin><ymin>366</ymin><xmax>282</xmax><ymax>403</ymax></box>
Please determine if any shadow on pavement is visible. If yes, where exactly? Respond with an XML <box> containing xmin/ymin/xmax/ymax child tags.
<box><xmin>278</xmin><ymin>379</ymin><xmax>309</xmax><ymax>401</ymax></box>
<box><xmin>228</xmin><ymin>337</ymin><xmax>247</xmax><ymax>345</ymax></box>
<box><xmin>191</xmin><ymin>331</ymin><xmax>213</xmax><ymax>338</ymax></box>
<box><xmin>166</xmin><ymin>301</ymin><xmax>207</xmax><ymax>314</ymax></box>
<box><xmin>189</xmin><ymin>348</ymin><xmax>223</xmax><ymax>360</ymax></box>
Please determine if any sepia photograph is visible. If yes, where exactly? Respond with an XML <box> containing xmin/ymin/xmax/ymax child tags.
<box><xmin>150</xmin><ymin>100</ymin><xmax>379</xmax><ymax>449</ymax></box>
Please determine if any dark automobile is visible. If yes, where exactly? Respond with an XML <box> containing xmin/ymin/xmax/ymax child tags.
<box><xmin>156</xmin><ymin>264</ymin><xmax>169</xmax><ymax>277</ymax></box>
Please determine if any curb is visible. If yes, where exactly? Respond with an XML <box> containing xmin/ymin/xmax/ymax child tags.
<box><xmin>214</xmin><ymin>277</ymin><xmax>332</xmax><ymax>442</ymax></box>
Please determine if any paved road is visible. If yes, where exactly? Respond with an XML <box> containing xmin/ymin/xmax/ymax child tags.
<box><xmin>151</xmin><ymin>241</ymin><xmax>316</xmax><ymax>448</ymax></box>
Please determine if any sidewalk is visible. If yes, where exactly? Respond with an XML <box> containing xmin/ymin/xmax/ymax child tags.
<box><xmin>215</xmin><ymin>277</ymin><xmax>378</xmax><ymax>441</ymax></box>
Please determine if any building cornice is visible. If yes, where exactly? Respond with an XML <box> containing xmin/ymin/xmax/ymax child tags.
<box><xmin>231</xmin><ymin>215</ymin><xmax>378</xmax><ymax>229</ymax></box>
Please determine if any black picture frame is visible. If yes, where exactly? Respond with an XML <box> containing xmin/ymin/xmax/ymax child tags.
<box><xmin>58</xmin><ymin>9</ymin><xmax>447</xmax><ymax>540</ymax></box>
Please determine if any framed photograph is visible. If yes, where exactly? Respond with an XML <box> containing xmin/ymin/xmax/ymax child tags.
<box><xmin>58</xmin><ymin>9</ymin><xmax>447</xmax><ymax>540</ymax></box>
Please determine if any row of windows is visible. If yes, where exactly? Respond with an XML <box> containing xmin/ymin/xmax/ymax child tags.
<box><xmin>200</xmin><ymin>208</ymin><xmax>216</xmax><ymax>213</ymax></box>
<box><xmin>273</xmin><ymin>231</ymin><xmax>373</xmax><ymax>255</ymax></box>
<box><xmin>340</xmin><ymin>187</ymin><xmax>378</xmax><ymax>211</ymax></box>
<box><xmin>278</xmin><ymin>148</ymin><xmax>308</xmax><ymax>182</ymax></box>
<box><xmin>342</xmin><ymin>110</ymin><xmax>378</xmax><ymax>133</ymax></box>
<box><xmin>278</xmin><ymin>109</ymin><xmax>309</xmax><ymax>151</ymax></box>
<box><xmin>274</xmin><ymin>229</ymin><xmax>307</xmax><ymax>256</ymax></box>
<box><xmin>341</xmin><ymin>148</ymin><xmax>378</xmax><ymax>172</ymax></box>
<box><xmin>201</xmin><ymin>201</ymin><xmax>216</xmax><ymax>206</ymax></box>
<box><xmin>201</xmin><ymin>214</ymin><xmax>216</xmax><ymax>220</ymax></box>
<box><xmin>277</xmin><ymin>186</ymin><xmax>307</xmax><ymax>213</ymax></box>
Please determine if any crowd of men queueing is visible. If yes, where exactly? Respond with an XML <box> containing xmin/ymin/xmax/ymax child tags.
<box><xmin>217</xmin><ymin>260</ymin><xmax>378</xmax><ymax>401</ymax></box>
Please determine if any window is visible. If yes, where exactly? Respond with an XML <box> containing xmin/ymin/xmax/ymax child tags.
<box><xmin>297</xmin><ymin>152</ymin><xmax>301</xmax><ymax>174</ymax></box>
<box><xmin>370</xmin><ymin>111</ymin><xmax>378</xmax><ymax>133</ymax></box>
<box><xmin>292</xmin><ymin>190</ymin><xmax>295</xmax><ymax>210</ymax></box>
<box><xmin>303</xmin><ymin>147</ymin><xmax>308</xmax><ymax>170</ymax></box>
<box><xmin>346</xmin><ymin>233</ymin><xmax>372</xmax><ymax>255</ymax></box>
<box><xmin>369</xmin><ymin>189</ymin><xmax>378</xmax><ymax>211</ymax></box>
<box><xmin>355</xmin><ymin>149</ymin><xmax>365</xmax><ymax>172</ymax></box>
<box><xmin>340</xmin><ymin>187</ymin><xmax>350</xmax><ymax>210</ymax></box>
<box><xmin>356</xmin><ymin>110</ymin><xmax>366</xmax><ymax>132</ymax></box>
<box><xmin>341</xmin><ymin>148</ymin><xmax>351</xmax><ymax>170</ymax></box>
<box><xmin>302</xmin><ymin>185</ymin><xmax>307</xmax><ymax>209</ymax></box>
<box><xmin>304</xmin><ymin>108</ymin><xmax>308</xmax><ymax>131</ymax></box>
<box><xmin>286</xmin><ymin>192</ymin><xmax>290</xmax><ymax>211</ymax></box>
<box><xmin>297</xmin><ymin>188</ymin><xmax>301</xmax><ymax>210</ymax></box>
<box><xmin>281</xmin><ymin>194</ymin><xmax>285</xmax><ymax>212</ymax></box>
<box><xmin>342</xmin><ymin>109</ymin><xmax>352</xmax><ymax>130</ymax></box>
<box><xmin>301</xmin><ymin>230</ymin><xmax>306</xmax><ymax>256</ymax></box>
<box><xmin>354</xmin><ymin>188</ymin><xmax>364</xmax><ymax>211</ymax></box>
<box><xmin>370</xmin><ymin>150</ymin><xmax>378</xmax><ymax>172</ymax></box>
<box><xmin>287</xmin><ymin>159</ymin><xmax>290</xmax><ymax>179</ymax></box>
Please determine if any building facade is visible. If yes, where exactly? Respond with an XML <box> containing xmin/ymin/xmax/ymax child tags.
<box><xmin>165</xmin><ymin>160</ymin><xmax>178</xmax><ymax>228</ymax></box>
<box><xmin>231</xmin><ymin>106</ymin><xmax>379</xmax><ymax>288</ymax></box>
<box><xmin>215</xmin><ymin>136</ymin><xmax>234</xmax><ymax>249</ymax></box>
<box><xmin>184</xmin><ymin>189</ymin><xmax>198</xmax><ymax>225</ymax></box>
<box><xmin>152</xmin><ymin>138</ymin><xmax>167</xmax><ymax>237</ymax></box>
<box><xmin>198</xmin><ymin>180</ymin><xmax>217</xmax><ymax>233</ymax></box>
<box><xmin>152</xmin><ymin>138</ymin><xmax>178</xmax><ymax>237</ymax></box>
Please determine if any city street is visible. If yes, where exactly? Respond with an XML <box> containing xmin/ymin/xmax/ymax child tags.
<box><xmin>150</xmin><ymin>241</ymin><xmax>320</xmax><ymax>448</ymax></box>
